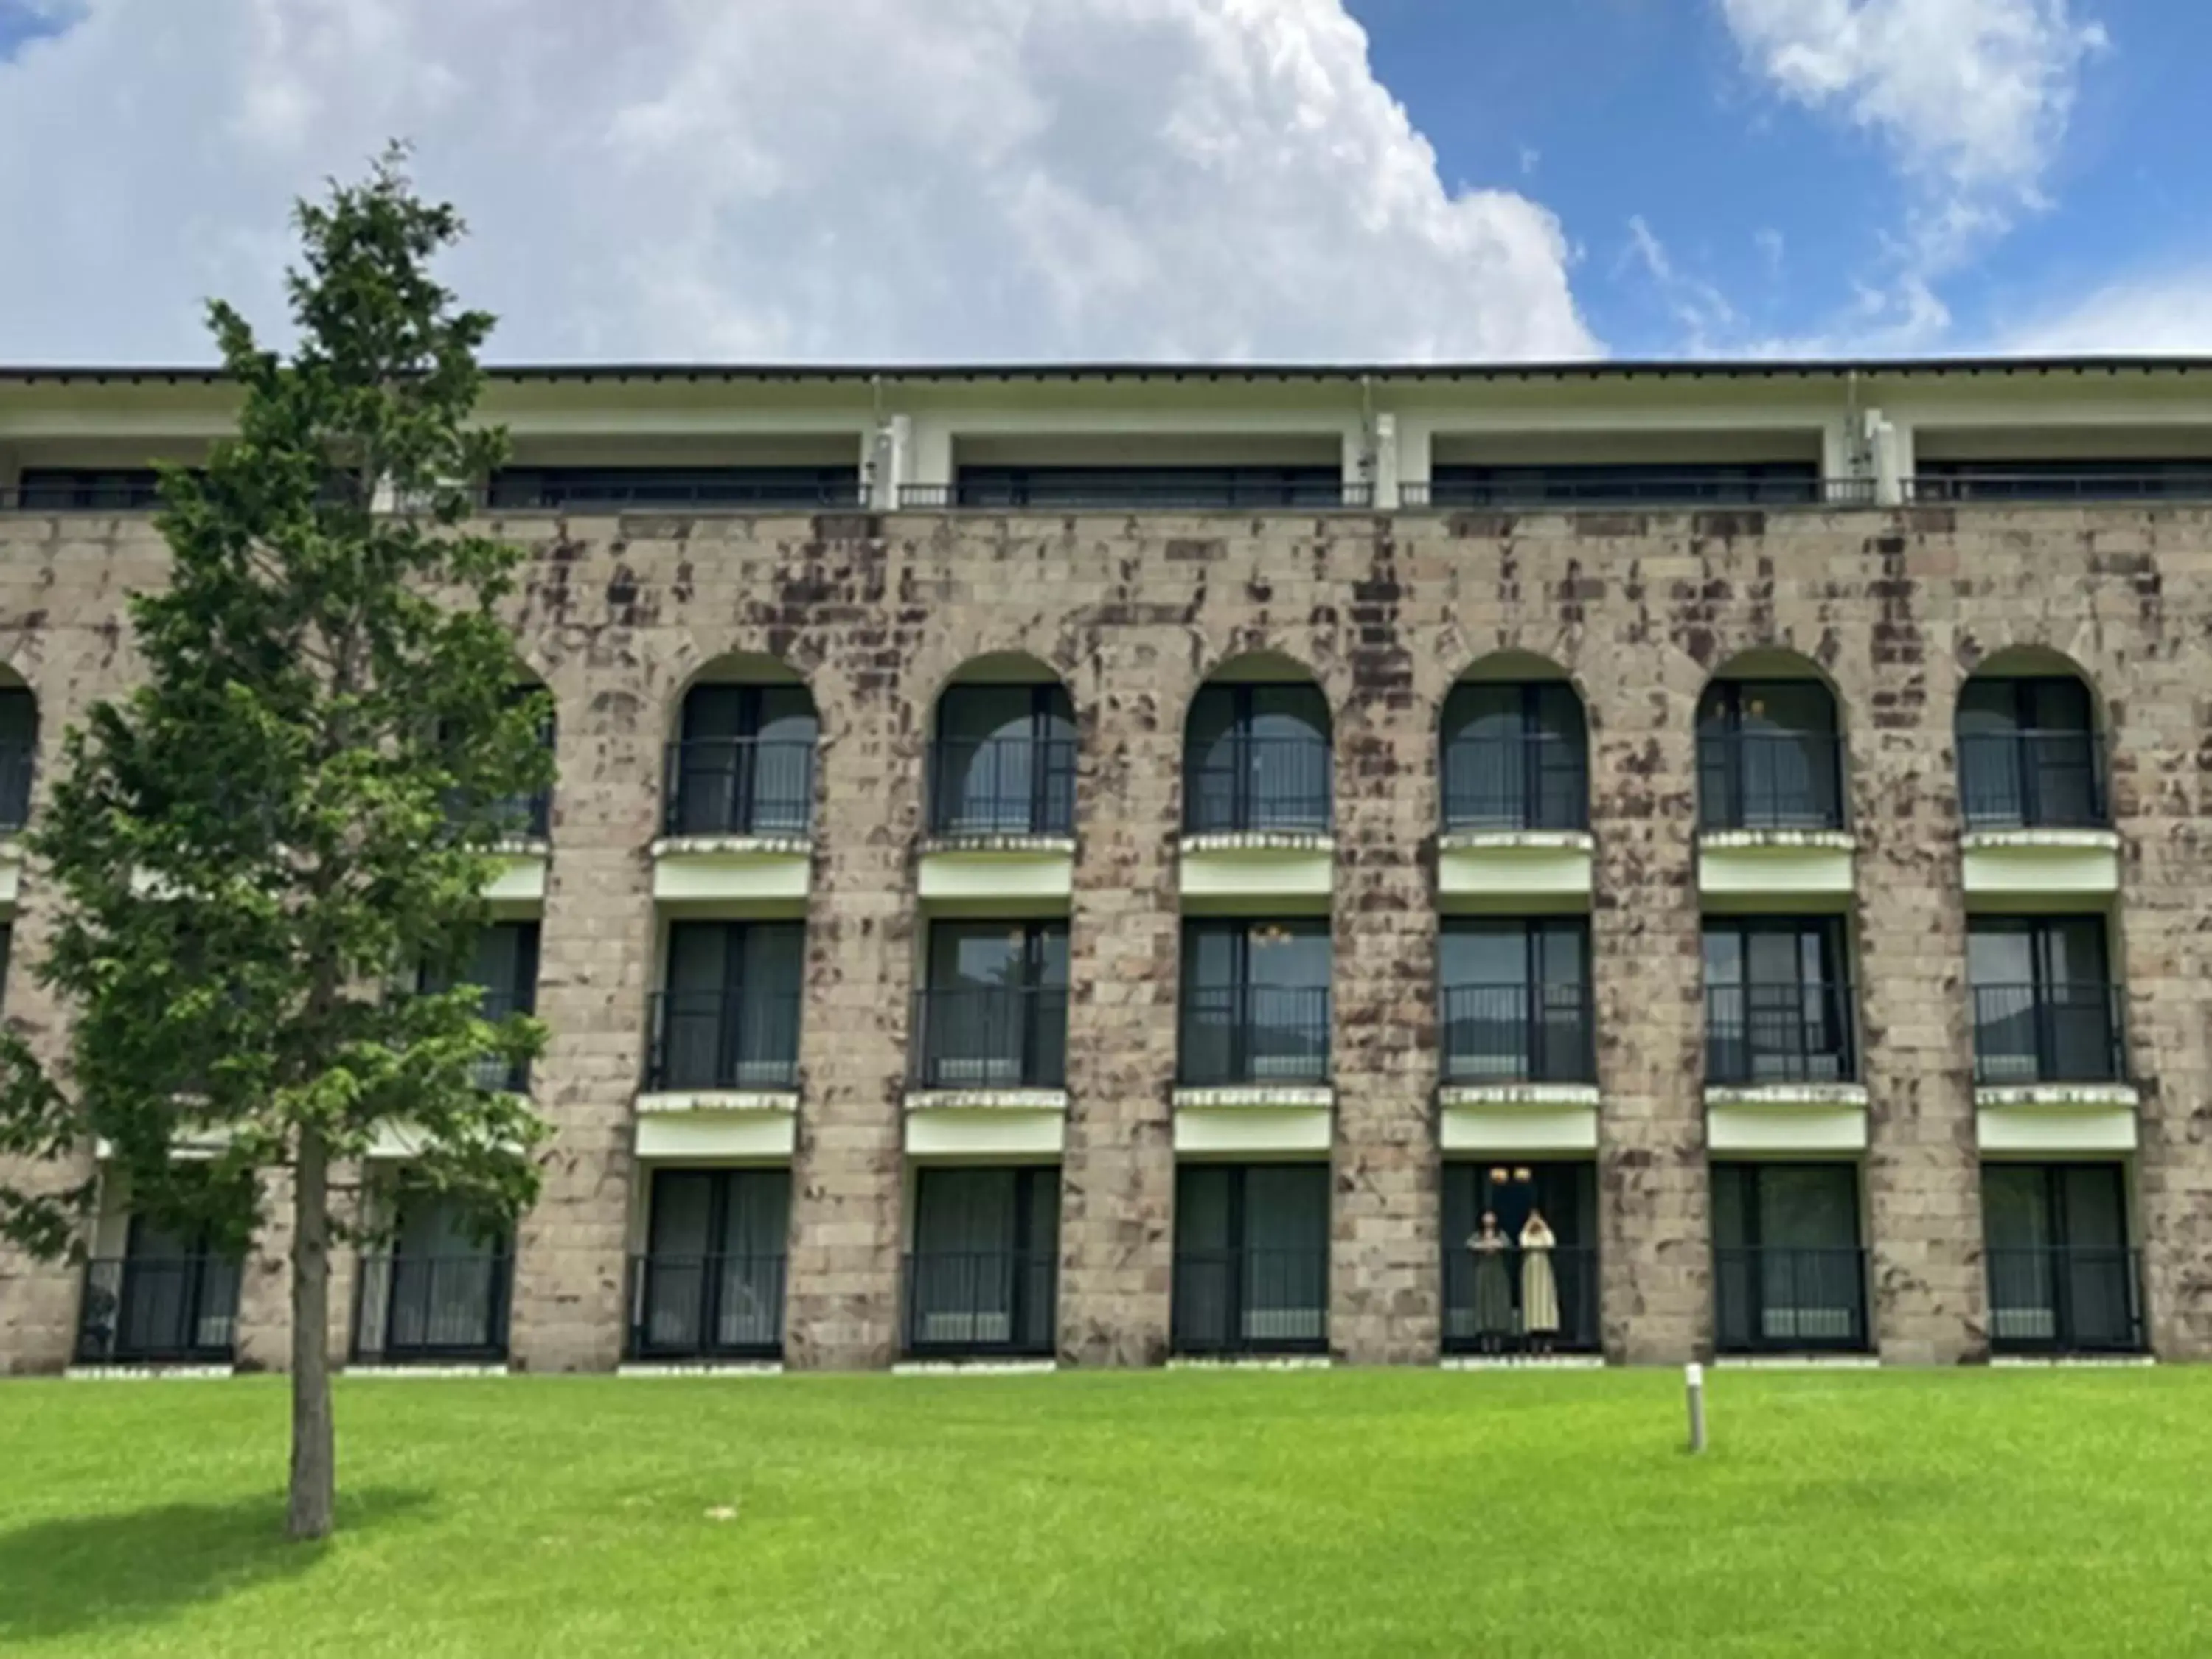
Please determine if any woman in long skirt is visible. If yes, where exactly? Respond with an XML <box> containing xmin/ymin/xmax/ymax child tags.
<box><xmin>1520</xmin><ymin>1208</ymin><xmax>1561</xmax><ymax>1355</ymax></box>
<box><xmin>1469</xmin><ymin>1211</ymin><xmax>1514</xmax><ymax>1354</ymax></box>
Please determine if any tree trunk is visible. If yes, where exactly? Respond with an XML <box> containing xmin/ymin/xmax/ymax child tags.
<box><xmin>287</xmin><ymin>1124</ymin><xmax>336</xmax><ymax>1541</ymax></box>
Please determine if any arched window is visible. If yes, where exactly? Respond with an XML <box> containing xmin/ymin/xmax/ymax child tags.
<box><xmin>666</xmin><ymin>655</ymin><xmax>818</xmax><ymax>838</ymax></box>
<box><xmin>1696</xmin><ymin>654</ymin><xmax>1843</xmax><ymax>832</ymax></box>
<box><xmin>1183</xmin><ymin>655</ymin><xmax>1329</xmax><ymax>835</ymax></box>
<box><xmin>1439</xmin><ymin>654</ymin><xmax>1587</xmax><ymax>832</ymax></box>
<box><xmin>1955</xmin><ymin>650</ymin><xmax>2105</xmax><ymax>830</ymax></box>
<box><xmin>928</xmin><ymin>655</ymin><xmax>1075</xmax><ymax>838</ymax></box>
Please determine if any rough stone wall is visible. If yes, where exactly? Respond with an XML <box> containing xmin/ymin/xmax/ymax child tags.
<box><xmin>4</xmin><ymin>502</ymin><xmax>2212</xmax><ymax>1371</ymax></box>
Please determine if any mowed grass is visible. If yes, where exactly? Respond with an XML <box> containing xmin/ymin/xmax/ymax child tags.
<box><xmin>3</xmin><ymin>1368</ymin><xmax>2210</xmax><ymax>1657</ymax></box>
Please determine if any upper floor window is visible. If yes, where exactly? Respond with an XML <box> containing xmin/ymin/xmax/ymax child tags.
<box><xmin>1956</xmin><ymin>667</ymin><xmax>2104</xmax><ymax>830</ymax></box>
<box><xmin>420</xmin><ymin>922</ymin><xmax>540</xmax><ymax>1094</ymax></box>
<box><xmin>1968</xmin><ymin>915</ymin><xmax>2123</xmax><ymax>1086</ymax></box>
<box><xmin>488</xmin><ymin>466</ymin><xmax>863</xmax><ymax>511</ymax></box>
<box><xmin>929</xmin><ymin>665</ymin><xmax>1076</xmax><ymax>838</ymax></box>
<box><xmin>1703</xmin><ymin>917</ymin><xmax>1856</xmax><ymax>1085</ymax></box>
<box><xmin>665</xmin><ymin>666</ymin><xmax>817</xmax><ymax>838</ymax></box>
<box><xmin>1697</xmin><ymin>669</ymin><xmax>1844</xmax><ymax>832</ymax></box>
<box><xmin>1178</xmin><ymin>918</ymin><xmax>1331</xmax><ymax>1087</ymax></box>
<box><xmin>1439</xmin><ymin>671</ymin><xmax>1587</xmax><ymax>833</ymax></box>
<box><xmin>913</xmin><ymin>920</ymin><xmax>1069</xmax><ymax>1091</ymax></box>
<box><xmin>650</xmin><ymin>919</ymin><xmax>806</xmax><ymax>1092</ymax></box>
<box><xmin>950</xmin><ymin>465</ymin><xmax>1349</xmax><ymax>510</ymax></box>
<box><xmin>1426</xmin><ymin>461</ymin><xmax>1821</xmax><ymax>509</ymax></box>
<box><xmin>0</xmin><ymin>684</ymin><xmax>35</xmax><ymax>832</ymax></box>
<box><xmin>1439</xmin><ymin>918</ymin><xmax>1593</xmax><ymax>1085</ymax></box>
<box><xmin>12</xmin><ymin>467</ymin><xmax>167</xmax><ymax>511</ymax></box>
<box><xmin>1912</xmin><ymin>458</ymin><xmax>2212</xmax><ymax>504</ymax></box>
<box><xmin>1185</xmin><ymin>670</ymin><xmax>1331</xmax><ymax>836</ymax></box>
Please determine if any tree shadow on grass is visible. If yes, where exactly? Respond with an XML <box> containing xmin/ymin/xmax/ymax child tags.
<box><xmin>0</xmin><ymin>1486</ymin><xmax>432</xmax><ymax>1644</ymax></box>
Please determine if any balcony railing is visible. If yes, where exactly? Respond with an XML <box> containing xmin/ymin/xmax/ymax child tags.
<box><xmin>1907</xmin><ymin>470</ymin><xmax>2212</xmax><ymax>504</ymax></box>
<box><xmin>646</xmin><ymin>990</ymin><xmax>803</xmax><ymax>1092</ymax></box>
<box><xmin>1183</xmin><ymin>731</ymin><xmax>1332</xmax><ymax>835</ymax></box>
<box><xmin>1697</xmin><ymin>729</ymin><xmax>1846</xmax><ymax>832</ymax></box>
<box><xmin>1178</xmin><ymin>985</ymin><xmax>1331</xmax><ymax>1087</ymax></box>
<box><xmin>902</xmin><ymin>1250</ymin><xmax>1058</xmax><ymax>1358</ymax></box>
<box><xmin>662</xmin><ymin>737</ymin><xmax>815</xmax><ymax>838</ymax></box>
<box><xmin>1986</xmin><ymin>1246</ymin><xmax>2146</xmax><ymax>1354</ymax></box>
<box><xmin>74</xmin><ymin>1255</ymin><xmax>241</xmax><ymax>1365</ymax></box>
<box><xmin>0</xmin><ymin>739</ymin><xmax>33</xmax><ymax>832</ymax></box>
<box><xmin>1714</xmin><ymin>1246</ymin><xmax>1870</xmax><ymax>1352</ymax></box>
<box><xmin>1971</xmin><ymin>983</ymin><xmax>2126</xmax><ymax>1086</ymax></box>
<box><xmin>1171</xmin><ymin>1247</ymin><xmax>1329</xmax><ymax>1357</ymax></box>
<box><xmin>902</xmin><ymin>476</ymin><xmax>1371</xmax><ymax>511</ymax></box>
<box><xmin>927</xmin><ymin>734</ymin><xmax>1077</xmax><ymax>837</ymax></box>
<box><xmin>1705</xmin><ymin>981</ymin><xmax>1857</xmax><ymax>1085</ymax></box>
<box><xmin>910</xmin><ymin>986</ymin><xmax>1068</xmax><ymax>1091</ymax></box>
<box><xmin>1403</xmin><ymin>473</ymin><xmax>1857</xmax><ymax>510</ymax></box>
<box><xmin>625</xmin><ymin>1253</ymin><xmax>787</xmax><ymax>1360</ymax></box>
<box><xmin>487</xmin><ymin>470</ymin><xmax>865</xmax><ymax>511</ymax></box>
<box><xmin>351</xmin><ymin>1252</ymin><xmax>512</xmax><ymax>1364</ymax></box>
<box><xmin>1441</xmin><ymin>1243</ymin><xmax>1599</xmax><ymax>1355</ymax></box>
<box><xmin>1439</xmin><ymin>732</ymin><xmax>1587</xmax><ymax>832</ymax></box>
<box><xmin>1956</xmin><ymin>731</ymin><xmax>2107</xmax><ymax>829</ymax></box>
<box><xmin>1440</xmin><ymin>983</ymin><xmax>1595</xmax><ymax>1086</ymax></box>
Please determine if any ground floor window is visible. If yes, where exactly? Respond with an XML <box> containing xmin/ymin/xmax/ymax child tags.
<box><xmin>76</xmin><ymin>1214</ymin><xmax>242</xmax><ymax>1366</ymax></box>
<box><xmin>1171</xmin><ymin>1163</ymin><xmax>1329</xmax><ymax>1357</ymax></box>
<box><xmin>352</xmin><ymin>1189</ymin><xmax>512</xmax><ymax>1365</ymax></box>
<box><xmin>1983</xmin><ymin>1162</ymin><xmax>2143</xmax><ymax>1354</ymax></box>
<box><xmin>627</xmin><ymin>1167</ymin><xmax>790</xmax><ymax>1360</ymax></box>
<box><xmin>1711</xmin><ymin>1162</ymin><xmax>1868</xmax><ymax>1352</ymax></box>
<box><xmin>1441</xmin><ymin>1161</ymin><xmax>1599</xmax><ymax>1356</ymax></box>
<box><xmin>903</xmin><ymin>1166</ymin><xmax>1059</xmax><ymax>1358</ymax></box>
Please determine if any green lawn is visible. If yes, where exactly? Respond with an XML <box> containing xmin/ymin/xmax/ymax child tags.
<box><xmin>2</xmin><ymin>1368</ymin><xmax>2208</xmax><ymax>1656</ymax></box>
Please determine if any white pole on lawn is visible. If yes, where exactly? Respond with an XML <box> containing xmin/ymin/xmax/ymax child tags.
<box><xmin>1685</xmin><ymin>1361</ymin><xmax>1708</xmax><ymax>1454</ymax></box>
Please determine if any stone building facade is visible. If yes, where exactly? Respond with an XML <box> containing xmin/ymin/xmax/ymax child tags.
<box><xmin>1</xmin><ymin>359</ymin><xmax>2206</xmax><ymax>1373</ymax></box>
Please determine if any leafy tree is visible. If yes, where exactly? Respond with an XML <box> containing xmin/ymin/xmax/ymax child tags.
<box><xmin>0</xmin><ymin>146</ymin><xmax>552</xmax><ymax>1541</ymax></box>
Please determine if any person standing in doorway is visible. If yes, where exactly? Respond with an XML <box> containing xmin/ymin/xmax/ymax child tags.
<box><xmin>1519</xmin><ymin>1207</ymin><xmax>1560</xmax><ymax>1355</ymax></box>
<box><xmin>1469</xmin><ymin>1211</ymin><xmax>1514</xmax><ymax>1356</ymax></box>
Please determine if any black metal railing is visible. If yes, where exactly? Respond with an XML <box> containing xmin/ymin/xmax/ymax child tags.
<box><xmin>351</xmin><ymin>1252</ymin><xmax>512</xmax><ymax>1364</ymax></box>
<box><xmin>662</xmin><ymin>737</ymin><xmax>815</xmax><ymax>838</ymax></box>
<box><xmin>1714</xmin><ymin>1247</ymin><xmax>1871</xmax><ymax>1352</ymax></box>
<box><xmin>1971</xmin><ymin>983</ymin><xmax>2126</xmax><ymax>1086</ymax></box>
<box><xmin>1439</xmin><ymin>983</ymin><xmax>1596</xmax><ymax>1085</ymax></box>
<box><xmin>1178</xmin><ymin>986</ymin><xmax>1331</xmax><ymax>1087</ymax></box>
<box><xmin>902</xmin><ymin>476</ymin><xmax>1372</xmax><ymax>511</ymax></box>
<box><xmin>646</xmin><ymin>990</ymin><xmax>803</xmax><ymax>1091</ymax></box>
<box><xmin>1439</xmin><ymin>731</ymin><xmax>1587</xmax><ymax>832</ymax></box>
<box><xmin>1986</xmin><ymin>1246</ymin><xmax>2146</xmax><ymax>1354</ymax></box>
<box><xmin>1697</xmin><ymin>728</ymin><xmax>1846</xmax><ymax>831</ymax></box>
<box><xmin>927</xmin><ymin>734</ymin><xmax>1077</xmax><ymax>837</ymax></box>
<box><xmin>1956</xmin><ymin>731</ymin><xmax>2107</xmax><ymax>829</ymax></box>
<box><xmin>74</xmin><ymin>1256</ymin><xmax>241</xmax><ymax>1365</ymax></box>
<box><xmin>1441</xmin><ymin>1243</ymin><xmax>1599</xmax><ymax>1354</ymax></box>
<box><xmin>0</xmin><ymin>739</ymin><xmax>33</xmax><ymax>832</ymax></box>
<box><xmin>1907</xmin><ymin>471</ymin><xmax>2212</xmax><ymax>504</ymax></box>
<box><xmin>1705</xmin><ymin>981</ymin><xmax>1857</xmax><ymax>1085</ymax></box>
<box><xmin>1171</xmin><ymin>1247</ymin><xmax>1329</xmax><ymax>1357</ymax></box>
<box><xmin>487</xmin><ymin>471</ymin><xmax>865</xmax><ymax>511</ymax></box>
<box><xmin>1183</xmin><ymin>731</ymin><xmax>1332</xmax><ymax>834</ymax></box>
<box><xmin>902</xmin><ymin>1250</ymin><xmax>1058</xmax><ymax>1358</ymax></box>
<box><xmin>910</xmin><ymin>986</ymin><xmax>1068</xmax><ymax>1090</ymax></box>
<box><xmin>1403</xmin><ymin>473</ymin><xmax>1856</xmax><ymax>510</ymax></box>
<box><xmin>625</xmin><ymin>1253</ymin><xmax>787</xmax><ymax>1360</ymax></box>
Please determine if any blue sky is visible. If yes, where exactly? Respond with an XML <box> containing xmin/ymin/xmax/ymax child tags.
<box><xmin>0</xmin><ymin>1</ymin><xmax>2202</xmax><ymax>363</ymax></box>
<box><xmin>1350</xmin><ymin>0</ymin><xmax>2205</xmax><ymax>355</ymax></box>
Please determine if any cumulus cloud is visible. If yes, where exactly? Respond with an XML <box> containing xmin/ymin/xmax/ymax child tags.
<box><xmin>0</xmin><ymin>0</ymin><xmax>1596</xmax><ymax>364</ymax></box>
<box><xmin>1998</xmin><ymin>272</ymin><xmax>2212</xmax><ymax>355</ymax></box>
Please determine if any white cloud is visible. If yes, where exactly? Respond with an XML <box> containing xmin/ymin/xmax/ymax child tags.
<box><xmin>0</xmin><ymin>0</ymin><xmax>1596</xmax><ymax>364</ymax></box>
<box><xmin>1719</xmin><ymin>0</ymin><xmax>2104</xmax><ymax>202</ymax></box>
<box><xmin>1998</xmin><ymin>272</ymin><xmax>2212</xmax><ymax>355</ymax></box>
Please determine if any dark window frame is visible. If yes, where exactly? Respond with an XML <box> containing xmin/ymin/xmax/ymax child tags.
<box><xmin>1702</xmin><ymin>916</ymin><xmax>1857</xmax><ymax>1085</ymax></box>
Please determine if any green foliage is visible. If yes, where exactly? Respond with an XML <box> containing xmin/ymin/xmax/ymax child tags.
<box><xmin>0</xmin><ymin>145</ymin><xmax>551</xmax><ymax>1259</ymax></box>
